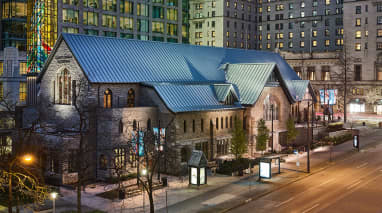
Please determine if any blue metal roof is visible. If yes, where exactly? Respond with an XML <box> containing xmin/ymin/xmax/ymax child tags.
<box><xmin>290</xmin><ymin>80</ymin><xmax>310</xmax><ymax>101</ymax></box>
<box><xmin>213</xmin><ymin>84</ymin><xmax>239</xmax><ymax>102</ymax></box>
<box><xmin>144</xmin><ymin>82</ymin><xmax>243</xmax><ymax>113</ymax></box>
<box><xmin>59</xmin><ymin>33</ymin><xmax>301</xmax><ymax>84</ymax></box>
<box><xmin>226</xmin><ymin>63</ymin><xmax>277</xmax><ymax>105</ymax></box>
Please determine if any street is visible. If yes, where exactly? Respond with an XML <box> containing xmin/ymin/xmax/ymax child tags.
<box><xmin>228</xmin><ymin>131</ymin><xmax>382</xmax><ymax>213</ymax></box>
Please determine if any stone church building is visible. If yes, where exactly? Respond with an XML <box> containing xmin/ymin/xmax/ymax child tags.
<box><xmin>23</xmin><ymin>33</ymin><xmax>313</xmax><ymax>183</ymax></box>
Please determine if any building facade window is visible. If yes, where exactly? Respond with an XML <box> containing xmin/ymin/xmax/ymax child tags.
<box><xmin>114</xmin><ymin>148</ymin><xmax>126</xmax><ymax>168</ymax></box>
<box><xmin>19</xmin><ymin>82</ymin><xmax>26</xmax><ymax>102</ymax></box>
<box><xmin>57</xmin><ymin>69</ymin><xmax>71</xmax><ymax>104</ymax></box>
<box><xmin>63</xmin><ymin>9</ymin><xmax>79</xmax><ymax>24</ymax></box>
<box><xmin>152</xmin><ymin>21</ymin><xmax>164</xmax><ymax>33</ymax></box>
<box><xmin>263</xmin><ymin>94</ymin><xmax>278</xmax><ymax>120</ymax></box>
<box><xmin>321</xmin><ymin>66</ymin><xmax>330</xmax><ymax>80</ymax></box>
<box><xmin>120</xmin><ymin>17</ymin><xmax>133</xmax><ymax>30</ymax></box>
<box><xmin>19</xmin><ymin>62</ymin><xmax>27</xmax><ymax>75</ymax></box>
<box><xmin>102</xmin><ymin>14</ymin><xmax>116</xmax><ymax>28</ymax></box>
<box><xmin>308</xmin><ymin>66</ymin><xmax>316</xmax><ymax>80</ymax></box>
<box><xmin>137</xmin><ymin>3</ymin><xmax>149</xmax><ymax>16</ymax></box>
<box><xmin>83</xmin><ymin>0</ymin><xmax>98</xmax><ymax>8</ymax></box>
<box><xmin>120</xmin><ymin>0</ymin><xmax>133</xmax><ymax>14</ymax></box>
<box><xmin>103</xmin><ymin>0</ymin><xmax>116</xmax><ymax>11</ymax></box>
<box><xmin>99</xmin><ymin>155</ymin><xmax>107</xmax><ymax>170</ymax></box>
<box><xmin>127</xmin><ymin>88</ymin><xmax>135</xmax><ymax>107</ymax></box>
<box><xmin>184</xmin><ymin>120</ymin><xmax>187</xmax><ymax>133</ymax></box>
<box><xmin>355</xmin><ymin>43</ymin><xmax>361</xmax><ymax>51</ymax></box>
<box><xmin>83</xmin><ymin>11</ymin><xmax>98</xmax><ymax>26</ymax></box>
<box><xmin>356</xmin><ymin>6</ymin><xmax>361</xmax><ymax>14</ymax></box>
<box><xmin>378</xmin><ymin>16</ymin><xmax>382</xmax><ymax>25</ymax></box>
<box><xmin>62</xmin><ymin>27</ymin><xmax>79</xmax><ymax>34</ymax></box>
<box><xmin>354</xmin><ymin>64</ymin><xmax>362</xmax><ymax>81</ymax></box>
<box><xmin>104</xmin><ymin>89</ymin><xmax>112</xmax><ymax>108</ymax></box>
<box><xmin>167</xmin><ymin>8</ymin><xmax>177</xmax><ymax>21</ymax></box>
<box><xmin>0</xmin><ymin>83</ymin><xmax>3</xmax><ymax>99</ymax></box>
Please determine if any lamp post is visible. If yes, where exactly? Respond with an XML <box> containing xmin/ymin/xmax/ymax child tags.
<box><xmin>8</xmin><ymin>154</ymin><xmax>34</xmax><ymax>213</ymax></box>
<box><xmin>141</xmin><ymin>168</ymin><xmax>147</xmax><ymax>213</ymax></box>
<box><xmin>271</xmin><ymin>104</ymin><xmax>274</xmax><ymax>153</ymax></box>
<box><xmin>50</xmin><ymin>192</ymin><xmax>58</xmax><ymax>213</ymax></box>
<box><xmin>305</xmin><ymin>100</ymin><xmax>314</xmax><ymax>173</ymax></box>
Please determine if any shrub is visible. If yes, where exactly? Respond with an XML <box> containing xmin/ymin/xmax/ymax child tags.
<box><xmin>327</xmin><ymin>122</ymin><xmax>344</xmax><ymax>132</ymax></box>
<box><xmin>105</xmin><ymin>173</ymin><xmax>137</xmax><ymax>184</ymax></box>
<box><xmin>217</xmin><ymin>158</ymin><xmax>258</xmax><ymax>175</ymax></box>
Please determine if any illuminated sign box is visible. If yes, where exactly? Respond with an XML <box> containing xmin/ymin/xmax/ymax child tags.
<box><xmin>188</xmin><ymin>150</ymin><xmax>208</xmax><ymax>186</ymax></box>
<box><xmin>259</xmin><ymin>159</ymin><xmax>272</xmax><ymax>179</ymax></box>
<box><xmin>353</xmin><ymin>135</ymin><xmax>359</xmax><ymax>149</ymax></box>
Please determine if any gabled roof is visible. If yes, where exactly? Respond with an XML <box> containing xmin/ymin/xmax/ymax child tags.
<box><xmin>226</xmin><ymin>63</ymin><xmax>277</xmax><ymax>105</ymax></box>
<box><xmin>290</xmin><ymin>80</ymin><xmax>310</xmax><ymax>101</ymax></box>
<box><xmin>188</xmin><ymin>150</ymin><xmax>208</xmax><ymax>167</ymax></box>
<box><xmin>41</xmin><ymin>33</ymin><xmax>301</xmax><ymax>85</ymax></box>
<box><xmin>143</xmin><ymin>82</ymin><xmax>243</xmax><ymax>113</ymax></box>
<box><xmin>213</xmin><ymin>84</ymin><xmax>240</xmax><ymax>102</ymax></box>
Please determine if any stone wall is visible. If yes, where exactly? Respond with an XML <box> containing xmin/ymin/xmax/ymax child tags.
<box><xmin>246</xmin><ymin>86</ymin><xmax>291</xmax><ymax>154</ymax></box>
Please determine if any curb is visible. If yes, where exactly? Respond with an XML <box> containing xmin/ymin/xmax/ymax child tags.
<box><xmin>219</xmin><ymin>136</ymin><xmax>382</xmax><ymax>213</ymax></box>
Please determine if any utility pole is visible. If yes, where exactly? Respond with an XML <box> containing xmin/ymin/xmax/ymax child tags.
<box><xmin>307</xmin><ymin>101</ymin><xmax>310</xmax><ymax>173</ymax></box>
<box><xmin>271</xmin><ymin>104</ymin><xmax>274</xmax><ymax>153</ymax></box>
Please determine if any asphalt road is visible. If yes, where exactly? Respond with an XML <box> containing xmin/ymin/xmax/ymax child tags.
<box><xmin>229</xmin><ymin>135</ymin><xmax>382</xmax><ymax>213</ymax></box>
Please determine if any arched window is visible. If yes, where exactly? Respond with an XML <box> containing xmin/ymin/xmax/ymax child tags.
<box><xmin>184</xmin><ymin>120</ymin><xmax>187</xmax><ymax>133</ymax></box>
<box><xmin>127</xmin><ymin>88</ymin><xmax>135</xmax><ymax>107</ymax></box>
<box><xmin>263</xmin><ymin>94</ymin><xmax>279</xmax><ymax>120</ymax></box>
<box><xmin>181</xmin><ymin>147</ymin><xmax>189</xmax><ymax>162</ymax></box>
<box><xmin>147</xmin><ymin>119</ymin><xmax>151</xmax><ymax>130</ymax></box>
<box><xmin>104</xmin><ymin>89</ymin><xmax>112</xmax><ymax>108</ymax></box>
<box><xmin>133</xmin><ymin>120</ymin><xmax>137</xmax><ymax>131</ymax></box>
<box><xmin>119</xmin><ymin>119</ymin><xmax>123</xmax><ymax>133</ymax></box>
<box><xmin>99</xmin><ymin>154</ymin><xmax>107</xmax><ymax>170</ymax></box>
<box><xmin>57</xmin><ymin>69</ymin><xmax>71</xmax><ymax>104</ymax></box>
<box><xmin>230</xmin><ymin>116</ymin><xmax>233</xmax><ymax>128</ymax></box>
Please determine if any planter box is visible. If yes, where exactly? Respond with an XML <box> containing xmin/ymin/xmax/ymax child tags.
<box><xmin>328</xmin><ymin>130</ymin><xmax>351</xmax><ymax>138</ymax></box>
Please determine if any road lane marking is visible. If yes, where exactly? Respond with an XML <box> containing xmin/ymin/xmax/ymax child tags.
<box><xmin>347</xmin><ymin>180</ymin><xmax>362</xmax><ymax>190</ymax></box>
<box><xmin>302</xmin><ymin>203</ymin><xmax>320</xmax><ymax>213</ymax></box>
<box><xmin>201</xmin><ymin>193</ymin><xmax>235</xmax><ymax>206</ymax></box>
<box><xmin>357</xmin><ymin>162</ymin><xmax>368</xmax><ymax>169</ymax></box>
<box><xmin>318</xmin><ymin>178</ymin><xmax>334</xmax><ymax>187</ymax></box>
<box><xmin>274</xmin><ymin>196</ymin><xmax>295</xmax><ymax>207</ymax></box>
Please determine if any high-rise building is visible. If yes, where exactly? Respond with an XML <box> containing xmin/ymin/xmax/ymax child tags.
<box><xmin>189</xmin><ymin>0</ymin><xmax>257</xmax><ymax>49</ymax></box>
<box><xmin>1</xmin><ymin>0</ymin><xmax>28</xmax><ymax>51</ymax></box>
<box><xmin>342</xmin><ymin>0</ymin><xmax>382</xmax><ymax>114</ymax></box>
<box><xmin>257</xmin><ymin>0</ymin><xmax>344</xmax><ymax>52</ymax></box>
<box><xmin>24</xmin><ymin>0</ymin><xmax>188</xmax><ymax>73</ymax></box>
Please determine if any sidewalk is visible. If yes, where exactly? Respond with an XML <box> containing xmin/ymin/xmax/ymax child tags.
<box><xmin>28</xmin><ymin>127</ymin><xmax>381</xmax><ymax>213</ymax></box>
<box><xmin>158</xmin><ymin>127</ymin><xmax>382</xmax><ymax>213</ymax></box>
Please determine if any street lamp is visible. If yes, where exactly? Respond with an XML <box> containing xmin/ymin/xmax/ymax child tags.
<box><xmin>141</xmin><ymin>168</ymin><xmax>147</xmax><ymax>213</ymax></box>
<box><xmin>271</xmin><ymin>104</ymin><xmax>274</xmax><ymax>153</ymax></box>
<box><xmin>50</xmin><ymin>192</ymin><xmax>58</xmax><ymax>213</ymax></box>
<box><xmin>8</xmin><ymin>154</ymin><xmax>34</xmax><ymax>213</ymax></box>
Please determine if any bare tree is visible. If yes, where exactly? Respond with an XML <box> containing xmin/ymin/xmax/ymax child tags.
<box><xmin>70</xmin><ymin>78</ymin><xmax>95</xmax><ymax>213</ymax></box>
<box><xmin>135</xmin><ymin>127</ymin><xmax>177</xmax><ymax>213</ymax></box>
<box><xmin>0</xmin><ymin>92</ymin><xmax>48</xmax><ymax>213</ymax></box>
<box><xmin>337</xmin><ymin>39</ymin><xmax>354</xmax><ymax>123</ymax></box>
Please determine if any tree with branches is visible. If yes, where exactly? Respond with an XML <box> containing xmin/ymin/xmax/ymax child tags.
<box><xmin>0</xmin><ymin>91</ymin><xmax>48</xmax><ymax>213</ymax></box>
<box><xmin>230</xmin><ymin>119</ymin><xmax>247</xmax><ymax>160</ymax></box>
<box><xmin>256</xmin><ymin>119</ymin><xmax>269</xmax><ymax>155</ymax></box>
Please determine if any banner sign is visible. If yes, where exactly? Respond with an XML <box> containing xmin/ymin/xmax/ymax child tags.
<box><xmin>320</xmin><ymin>89</ymin><xmax>337</xmax><ymax>105</ymax></box>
